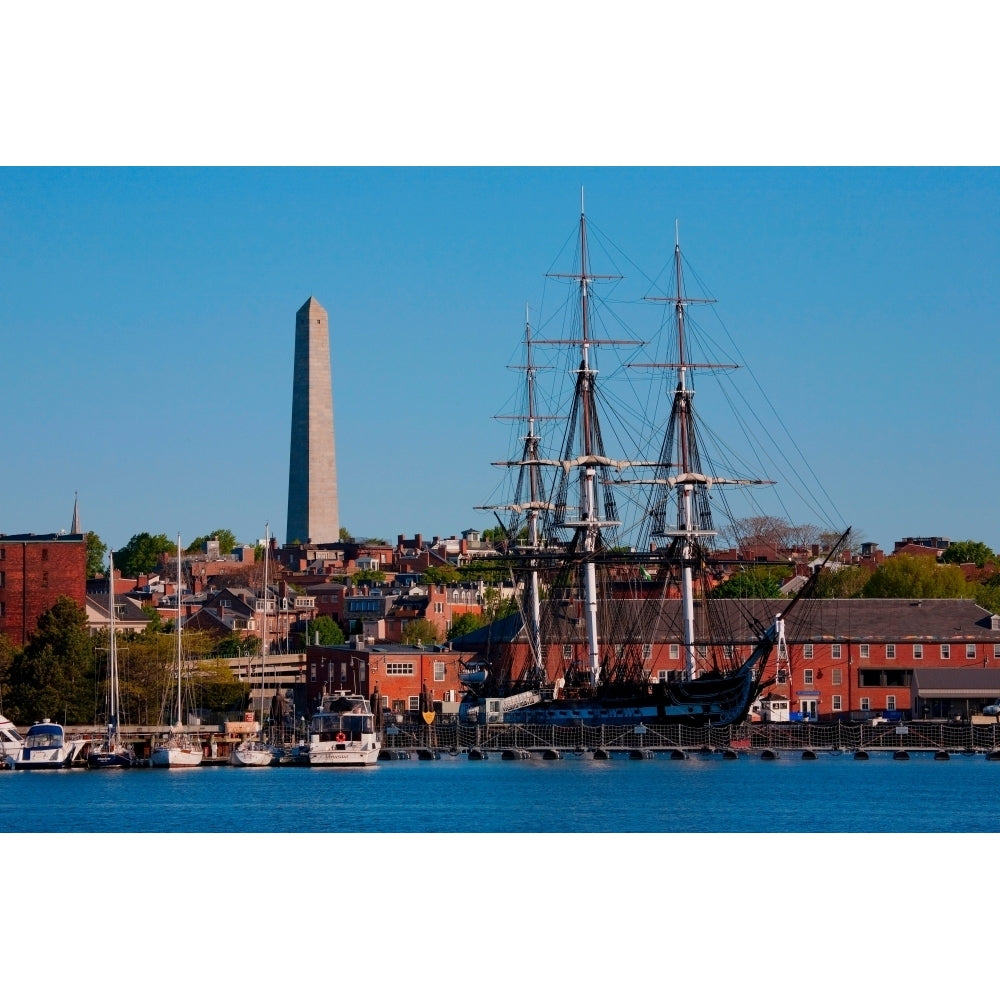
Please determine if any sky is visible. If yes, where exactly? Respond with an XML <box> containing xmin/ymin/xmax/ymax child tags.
<box><xmin>2</xmin><ymin>166</ymin><xmax>997</xmax><ymax>554</ymax></box>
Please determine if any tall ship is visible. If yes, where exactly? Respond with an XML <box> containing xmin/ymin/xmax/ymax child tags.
<box><xmin>458</xmin><ymin>200</ymin><xmax>847</xmax><ymax>726</ymax></box>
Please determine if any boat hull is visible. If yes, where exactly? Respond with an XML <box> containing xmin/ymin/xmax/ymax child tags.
<box><xmin>86</xmin><ymin>748</ymin><xmax>136</xmax><ymax>769</ymax></box>
<box><xmin>150</xmin><ymin>746</ymin><xmax>204</xmax><ymax>768</ymax></box>
<box><xmin>308</xmin><ymin>743</ymin><xmax>381</xmax><ymax>766</ymax></box>
<box><xmin>229</xmin><ymin>747</ymin><xmax>277</xmax><ymax>767</ymax></box>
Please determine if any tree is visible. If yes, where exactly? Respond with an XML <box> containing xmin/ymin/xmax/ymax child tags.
<box><xmin>339</xmin><ymin>527</ymin><xmax>352</xmax><ymax>541</ymax></box>
<box><xmin>402</xmin><ymin>619</ymin><xmax>440</xmax><ymax>646</ymax></box>
<box><xmin>353</xmin><ymin>569</ymin><xmax>386</xmax><ymax>586</ymax></box>
<box><xmin>311</xmin><ymin>616</ymin><xmax>345</xmax><ymax>646</ymax></box>
<box><xmin>0</xmin><ymin>632</ymin><xmax>18</xmax><ymax>717</ymax></box>
<box><xmin>215</xmin><ymin>635</ymin><xmax>262</xmax><ymax>658</ymax></box>
<box><xmin>193</xmin><ymin>658</ymin><xmax>250</xmax><ymax>713</ymax></box>
<box><xmin>811</xmin><ymin>565</ymin><xmax>873</xmax><ymax>598</ymax></box>
<box><xmin>422</xmin><ymin>565</ymin><xmax>460</xmax><ymax>585</ymax></box>
<box><xmin>6</xmin><ymin>596</ymin><xmax>95</xmax><ymax>725</ymax></box>
<box><xmin>710</xmin><ymin>568</ymin><xmax>785</xmax><ymax>599</ymax></box>
<box><xmin>942</xmin><ymin>540</ymin><xmax>996</xmax><ymax>568</ymax></box>
<box><xmin>116</xmin><ymin>532</ymin><xmax>175</xmax><ymax>577</ymax></box>
<box><xmin>447</xmin><ymin>612</ymin><xmax>482</xmax><ymax>639</ymax></box>
<box><xmin>86</xmin><ymin>531</ymin><xmax>108</xmax><ymax>578</ymax></box>
<box><xmin>187</xmin><ymin>529</ymin><xmax>238</xmax><ymax>556</ymax></box>
<box><xmin>862</xmin><ymin>554</ymin><xmax>970</xmax><ymax>599</ymax></box>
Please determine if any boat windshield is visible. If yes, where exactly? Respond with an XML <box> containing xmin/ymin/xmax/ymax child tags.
<box><xmin>25</xmin><ymin>726</ymin><xmax>63</xmax><ymax>749</ymax></box>
<box><xmin>313</xmin><ymin>714</ymin><xmax>373</xmax><ymax>735</ymax></box>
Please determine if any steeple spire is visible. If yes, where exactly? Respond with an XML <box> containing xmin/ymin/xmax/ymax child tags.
<box><xmin>71</xmin><ymin>492</ymin><xmax>81</xmax><ymax>534</ymax></box>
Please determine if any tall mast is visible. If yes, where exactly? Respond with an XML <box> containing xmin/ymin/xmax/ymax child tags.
<box><xmin>540</xmin><ymin>200</ymin><xmax>637</xmax><ymax>687</ymax></box>
<box><xmin>108</xmin><ymin>550</ymin><xmax>118</xmax><ymax>739</ymax></box>
<box><xmin>176</xmin><ymin>534</ymin><xmax>183</xmax><ymax>727</ymax></box>
<box><xmin>638</xmin><ymin>224</ymin><xmax>771</xmax><ymax>679</ymax></box>
<box><xmin>261</xmin><ymin>523</ymin><xmax>269</xmax><ymax>734</ymax></box>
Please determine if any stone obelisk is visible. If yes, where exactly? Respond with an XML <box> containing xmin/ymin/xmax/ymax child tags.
<box><xmin>286</xmin><ymin>297</ymin><xmax>340</xmax><ymax>544</ymax></box>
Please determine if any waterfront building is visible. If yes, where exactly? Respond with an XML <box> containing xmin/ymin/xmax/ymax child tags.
<box><xmin>286</xmin><ymin>297</ymin><xmax>340</xmax><ymax>546</ymax></box>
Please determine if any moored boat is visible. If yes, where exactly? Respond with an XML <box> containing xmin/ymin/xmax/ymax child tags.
<box><xmin>12</xmin><ymin>720</ymin><xmax>85</xmax><ymax>770</ymax></box>
<box><xmin>0</xmin><ymin>714</ymin><xmax>25</xmax><ymax>768</ymax></box>
<box><xmin>461</xmin><ymin>200</ymin><xmax>848</xmax><ymax>727</ymax></box>
<box><xmin>308</xmin><ymin>690</ymin><xmax>381</xmax><ymax>766</ymax></box>
<box><xmin>151</xmin><ymin>536</ymin><xmax>204</xmax><ymax>769</ymax></box>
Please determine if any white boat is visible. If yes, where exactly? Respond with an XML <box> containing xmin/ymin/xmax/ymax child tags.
<box><xmin>0</xmin><ymin>714</ymin><xmax>25</xmax><ymax>768</ymax></box>
<box><xmin>151</xmin><ymin>536</ymin><xmax>204</xmax><ymax>769</ymax></box>
<box><xmin>12</xmin><ymin>719</ymin><xmax>85</xmax><ymax>770</ymax></box>
<box><xmin>230</xmin><ymin>523</ymin><xmax>280</xmax><ymax>767</ymax></box>
<box><xmin>308</xmin><ymin>691</ymin><xmax>381</xmax><ymax>766</ymax></box>
<box><xmin>87</xmin><ymin>551</ymin><xmax>138</xmax><ymax>768</ymax></box>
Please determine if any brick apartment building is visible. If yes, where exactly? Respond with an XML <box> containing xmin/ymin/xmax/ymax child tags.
<box><xmin>0</xmin><ymin>533</ymin><xmax>87</xmax><ymax>646</ymax></box>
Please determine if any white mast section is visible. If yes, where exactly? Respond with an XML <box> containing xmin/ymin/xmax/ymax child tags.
<box><xmin>176</xmin><ymin>534</ymin><xmax>183</xmax><ymax>728</ymax></box>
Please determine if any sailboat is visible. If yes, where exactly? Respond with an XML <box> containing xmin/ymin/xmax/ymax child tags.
<box><xmin>230</xmin><ymin>524</ymin><xmax>280</xmax><ymax>767</ymax></box>
<box><xmin>150</xmin><ymin>536</ymin><xmax>204</xmax><ymax>768</ymax></box>
<box><xmin>87</xmin><ymin>551</ymin><xmax>138</xmax><ymax>768</ymax></box>
<box><xmin>459</xmin><ymin>200</ymin><xmax>848</xmax><ymax>726</ymax></box>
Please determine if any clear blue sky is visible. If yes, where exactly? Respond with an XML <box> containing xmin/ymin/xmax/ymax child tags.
<box><xmin>2</xmin><ymin>166</ymin><xmax>998</xmax><ymax>554</ymax></box>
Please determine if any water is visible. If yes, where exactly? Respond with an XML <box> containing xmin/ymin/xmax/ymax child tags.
<box><xmin>3</xmin><ymin>749</ymin><xmax>999</xmax><ymax>833</ymax></box>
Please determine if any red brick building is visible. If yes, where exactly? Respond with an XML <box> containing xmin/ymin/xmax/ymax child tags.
<box><xmin>0</xmin><ymin>533</ymin><xmax>87</xmax><ymax>646</ymax></box>
<box><xmin>305</xmin><ymin>638</ymin><xmax>467</xmax><ymax>721</ymax></box>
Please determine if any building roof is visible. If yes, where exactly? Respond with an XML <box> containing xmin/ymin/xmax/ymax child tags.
<box><xmin>911</xmin><ymin>668</ymin><xmax>1000</xmax><ymax>697</ymax></box>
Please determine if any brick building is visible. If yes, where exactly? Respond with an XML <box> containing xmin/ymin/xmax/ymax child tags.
<box><xmin>0</xmin><ymin>533</ymin><xmax>87</xmax><ymax>646</ymax></box>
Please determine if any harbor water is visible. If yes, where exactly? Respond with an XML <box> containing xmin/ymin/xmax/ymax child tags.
<box><xmin>3</xmin><ymin>749</ymin><xmax>1000</xmax><ymax>833</ymax></box>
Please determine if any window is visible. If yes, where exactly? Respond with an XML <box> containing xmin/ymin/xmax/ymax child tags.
<box><xmin>723</xmin><ymin>644</ymin><xmax>735</xmax><ymax>658</ymax></box>
<box><xmin>886</xmin><ymin>643</ymin><xmax>896</xmax><ymax>659</ymax></box>
<box><xmin>803</xmin><ymin>644</ymin><xmax>814</xmax><ymax>659</ymax></box>
<box><xmin>859</xmin><ymin>643</ymin><xmax>870</xmax><ymax>658</ymax></box>
<box><xmin>913</xmin><ymin>644</ymin><xmax>923</xmax><ymax>660</ymax></box>
<box><xmin>562</xmin><ymin>644</ymin><xmax>572</xmax><ymax>661</ymax></box>
<box><xmin>940</xmin><ymin>644</ymin><xmax>950</xmax><ymax>660</ymax></box>
<box><xmin>967</xmin><ymin>644</ymin><xmax>977</xmax><ymax>660</ymax></box>
<box><xmin>0</xmin><ymin>570</ymin><xmax>4</xmax><ymax>588</ymax></box>
<box><xmin>669</xmin><ymin>644</ymin><xmax>680</xmax><ymax>660</ymax></box>
<box><xmin>408</xmin><ymin>696</ymin><xmax>420</xmax><ymax>712</ymax></box>
<box><xmin>42</xmin><ymin>571</ymin><xmax>49</xmax><ymax>588</ymax></box>
<box><xmin>0</xmin><ymin>602</ymin><xmax>4</xmax><ymax>617</ymax></box>
<box><xmin>832</xmin><ymin>643</ymin><xmax>842</xmax><ymax>659</ymax></box>
<box><xmin>832</xmin><ymin>668</ymin><xmax>843</xmax><ymax>686</ymax></box>
<box><xmin>995</xmin><ymin>644</ymin><xmax>1000</xmax><ymax>659</ymax></box>
<box><xmin>803</xmin><ymin>669</ymin><xmax>814</xmax><ymax>685</ymax></box>
<box><xmin>41</xmin><ymin>548</ymin><xmax>48</xmax><ymax>561</ymax></box>
<box><xmin>433</xmin><ymin>661</ymin><xmax>446</xmax><ymax>682</ymax></box>
<box><xmin>434</xmin><ymin>602</ymin><xmax>443</xmax><ymax>614</ymax></box>
<box><xmin>832</xmin><ymin>695</ymin><xmax>842</xmax><ymax>711</ymax></box>
<box><xmin>642</xmin><ymin>644</ymin><xmax>652</xmax><ymax>660</ymax></box>
<box><xmin>860</xmin><ymin>697</ymin><xmax>871</xmax><ymax>711</ymax></box>
<box><xmin>386</xmin><ymin>662</ymin><xmax>415</xmax><ymax>675</ymax></box>
<box><xmin>657</xmin><ymin>670</ymin><xmax>668</xmax><ymax>681</ymax></box>
<box><xmin>697</xmin><ymin>645</ymin><xmax>708</xmax><ymax>658</ymax></box>
<box><xmin>887</xmin><ymin>695</ymin><xmax>896</xmax><ymax>711</ymax></box>
<box><xmin>310</xmin><ymin>664</ymin><xmax>316</xmax><ymax>682</ymax></box>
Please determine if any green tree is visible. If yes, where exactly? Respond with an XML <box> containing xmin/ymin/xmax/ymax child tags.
<box><xmin>811</xmin><ymin>565</ymin><xmax>873</xmax><ymax>598</ymax></box>
<box><xmin>339</xmin><ymin>527</ymin><xmax>352</xmax><ymax>541</ymax></box>
<box><xmin>116</xmin><ymin>532</ymin><xmax>175</xmax><ymax>577</ymax></box>
<box><xmin>187</xmin><ymin>529</ymin><xmax>238</xmax><ymax>556</ymax></box>
<box><xmin>353</xmin><ymin>569</ymin><xmax>386</xmax><ymax>586</ymax></box>
<box><xmin>402</xmin><ymin>619</ymin><xmax>440</xmax><ymax>646</ymax></box>
<box><xmin>311</xmin><ymin>616</ymin><xmax>346</xmax><ymax>646</ymax></box>
<box><xmin>216</xmin><ymin>635</ymin><xmax>262</xmax><ymax>658</ymax></box>
<box><xmin>710</xmin><ymin>568</ymin><xmax>785</xmax><ymax>599</ymax></box>
<box><xmin>447</xmin><ymin>612</ymin><xmax>482</xmax><ymax>639</ymax></box>
<box><xmin>862</xmin><ymin>554</ymin><xmax>970</xmax><ymax>599</ymax></box>
<box><xmin>0</xmin><ymin>632</ymin><xmax>18</xmax><ymax>717</ymax></box>
<box><xmin>7</xmin><ymin>596</ymin><xmax>95</xmax><ymax>725</ymax></box>
<box><xmin>193</xmin><ymin>658</ymin><xmax>250</xmax><ymax>713</ymax></box>
<box><xmin>422</xmin><ymin>565</ymin><xmax>460</xmax><ymax>585</ymax></box>
<box><xmin>86</xmin><ymin>531</ymin><xmax>108</xmax><ymax>578</ymax></box>
<box><xmin>942</xmin><ymin>540</ymin><xmax>996</xmax><ymax>568</ymax></box>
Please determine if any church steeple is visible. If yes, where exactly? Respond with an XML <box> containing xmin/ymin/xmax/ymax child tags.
<box><xmin>70</xmin><ymin>492</ymin><xmax>82</xmax><ymax>535</ymax></box>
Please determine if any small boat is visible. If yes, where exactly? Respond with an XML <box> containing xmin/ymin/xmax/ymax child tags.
<box><xmin>151</xmin><ymin>537</ymin><xmax>204</xmax><ymax>769</ymax></box>
<box><xmin>0</xmin><ymin>714</ymin><xmax>25</xmax><ymax>768</ymax></box>
<box><xmin>87</xmin><ymin>551</ymin><xmax>138</xmax><ymax>769</ymax></box>
<box><xmin>231</xmin><ymin>523</ymin><xmax>280</xmax><ymax>768</ymax></box>
<box><xmin>12</xmin><ymin>720</ymin><xmax>85</xmax><ymax>770</ymax></box>
<box><xmin>308</xmin><ymin>690</ymin><xmax>381</xmax><ymax>766</ymax></box>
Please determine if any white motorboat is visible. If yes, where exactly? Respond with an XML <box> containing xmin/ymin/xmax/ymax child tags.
<box><xmin>11</xmin><ymin>720</ymin><xmax>85</xmax><ymax>770</ymax></box>
<box><xmin>0</xmin><ymin>714</ymin><xmax>25</xmax><ymax>768</ymax></box>
<box><xmin>308</xmin><ymin>691</ymin><xmax>381</xmax><ymax>766</ymax></box>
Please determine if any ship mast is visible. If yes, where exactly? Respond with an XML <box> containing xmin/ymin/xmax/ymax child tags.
<box><xmin>540</xmin><ymin>196</ymin><xmax>639</xmax><ymax>687</ymax></box>
<box><xmin>639</xmin><ymin>223</ymin><xmax>771</xmax><ymax>680</ymax></box>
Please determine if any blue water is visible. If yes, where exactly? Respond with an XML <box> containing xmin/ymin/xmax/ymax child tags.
<box><xmin>3</xmin><ymin>749</ymin><xmax>999</xmax><ymax>832</ymax></box>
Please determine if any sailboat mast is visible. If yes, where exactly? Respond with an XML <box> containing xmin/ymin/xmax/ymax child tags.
<box><xmin>176</xmin><ymin>534</ymin><xmax>183</xmax><ymax>727</ymax></box>
<box><xmin>261</xmin><ymin>523</ymin><xmax>269</xmax><ymax>734</ymax></box>
<box><xmin>522</xmin><ymin>310</ymin><xmax>544</xmax><ymax>682</ymax></box>
<box><xmin>108</xmin><ymin>550</ymin><xmax>118</xmax><ymax>737</ymax></box>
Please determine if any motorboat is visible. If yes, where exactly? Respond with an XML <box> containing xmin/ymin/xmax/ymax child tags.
<box><xmin>308</xmin><ymin>690</ymin><xmax>381</xmax><ymax>766</ymax></box>
<box><xmin>0</xmin><ymin>714</ymin><xmax>25</xmax><ymax>768</ymax></box>
<box><xmin>12</xmin><ymin>720</ymin><xmax>85</xmax><ymax>770</ymax></box>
